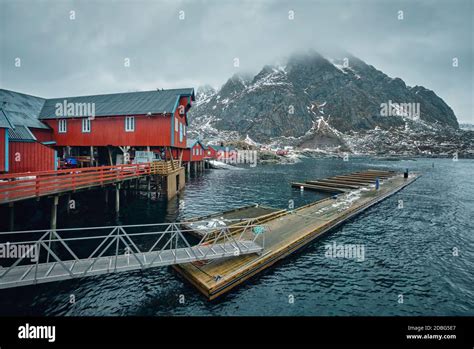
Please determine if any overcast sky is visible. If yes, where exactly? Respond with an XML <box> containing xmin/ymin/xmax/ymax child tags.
<box><xmin>0</xmin><ymin>0</ymin><xmax>472</xmax><ymax>123</ymax></box>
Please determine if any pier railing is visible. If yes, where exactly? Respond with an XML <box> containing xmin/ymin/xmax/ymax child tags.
<box><xmin>0</xmin><ymin>220</ymin><xmax>266</xmax><ymax>289</ymax></box>
<box><xmin>0</xmin><ymin>160</ymin><xmax>182</xmax><ymax>204</ymax></box>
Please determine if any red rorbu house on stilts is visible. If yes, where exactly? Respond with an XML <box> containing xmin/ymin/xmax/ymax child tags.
<box><xmin>37</xmin><ymin>88</ymin><xmax>195</xmax><ymax>167</ymax></box>
<box><xmin>0</xmin><ymin>88</ymin><xmax>195</xmax><ymax>202</ymax></box>
<box><xmin>1</xmin><ymin>88</ymin><xmax>196</xmax><ymax>173</ymax></box>
<box><xmin>182</xmin><ymin>138</ymin><xmax>206</xmax><ymax>175</ymax></box>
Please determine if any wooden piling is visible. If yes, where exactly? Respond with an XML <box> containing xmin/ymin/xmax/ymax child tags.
<box><xmin>8</xmin><ymin>202</ymin><xmax>14</xmax><ymax>231</ymax></box>
<box><xmin>115</xmin><ymin>184</ymin><xmax>120</xmax><ymax>213</ymax></box>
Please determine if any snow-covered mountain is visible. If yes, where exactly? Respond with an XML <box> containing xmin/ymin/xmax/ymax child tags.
<box><xmin>189</xmin><ymin>51</ymin><xmax>472</xmax><ymax>157</ymax></box>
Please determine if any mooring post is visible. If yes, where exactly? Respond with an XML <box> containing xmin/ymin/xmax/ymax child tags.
<box><xmin>115</xmin><ymin>184</ymin><xmax>121</xmax><ymax>213</ymax></box>
<box><xmin>8</xmin><ymin>202</ymin><xmax>14</xmax><ymax>231</ymax></box>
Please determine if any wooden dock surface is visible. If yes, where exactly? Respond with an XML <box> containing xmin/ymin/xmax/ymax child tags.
<box><xmin>173</xmin><ymin>171</ymin><xmax>419</xmax><ymax>300</ymax></box>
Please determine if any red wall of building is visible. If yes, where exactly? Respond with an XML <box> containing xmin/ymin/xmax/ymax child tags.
<box><xmin>43</xmin><ymin>114</ymin><xmax>172</xmax><ymax>147</ymax></box>
<box><xmin>182</xmin><ymin>143</ymin><xmax>204</xmax><ymax>162</ymax></box>
<box><xmin>172</xmin><ymin>96</ymin><xmax>189</xmax><ymax>149</ymax></box>
<box><xmin>30</xmin><ymin>128</ymin><xmax>54</xmax><ymax>143</ymax></box>
<box><xmin>9</xmin><ymin>141</ymin><xmax>56</xmax><ymax>173</ymax></box>
<box><xmin>207</xmin><ymin>147</ymin><xmax>218</xmax><ymax>159</ymax></box>
<box><xmin>0</xmin><ymin>128</ymin><xmax>6</xmax><ymax>172</ymax></box>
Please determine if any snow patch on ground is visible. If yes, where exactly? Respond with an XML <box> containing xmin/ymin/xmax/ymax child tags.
<box><xmin>209</xmin><ymin>160</ymin><xmax>245</xmax><ymax>170</ymax></box>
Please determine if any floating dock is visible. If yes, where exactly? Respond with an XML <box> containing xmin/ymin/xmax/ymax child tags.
<box><xmin>291</xmin><ymin>169</ymin><xmax>395</xmax><ymax>194</ymax></box>
<box><xmin>173</xmin><ymin>170</ymin><xmax>419</xmax><ymax>300</ymax></box>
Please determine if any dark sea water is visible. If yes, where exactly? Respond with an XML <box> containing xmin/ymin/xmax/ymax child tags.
<box><xmin>0</xmin><ymin>157</ymin><xmax>473</xmax><ymax>316</ymax></box>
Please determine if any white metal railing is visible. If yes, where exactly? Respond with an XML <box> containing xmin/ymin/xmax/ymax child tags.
<box><xmin>0</xmin><ymin>219</ymin><xmax>266</xmax><ymax>289</ymax></box>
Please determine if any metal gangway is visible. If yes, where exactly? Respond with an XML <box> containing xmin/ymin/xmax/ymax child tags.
<box><xmin>0</xmin><ymin>219</ymin><xmax>266</xmax><ymax>289</ymax></box>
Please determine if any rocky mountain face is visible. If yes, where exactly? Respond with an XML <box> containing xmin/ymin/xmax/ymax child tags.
<box><xmin>189</xmin><ymin>51</ymin><xmax>471</xmax><ymax>157</ymax></box>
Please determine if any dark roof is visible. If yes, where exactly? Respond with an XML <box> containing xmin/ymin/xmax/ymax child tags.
<box><xmin>0</xmin><ymin>89</ymin><xmax>48</xmax><ymax>129</ymax></box>
<box><xmin>39</xmin><ymin>88</ymin><xmax>195</xmax><ymax>119</ymax></box>
<box><xmin>0</xmin><ymin>110</ymin><xmax>14</xmax><ymax>128</ymax></box>
<box><xmin>8</xmin><ymin>125</ymin><xmax>36</xmax><ymax>141</ymax></box>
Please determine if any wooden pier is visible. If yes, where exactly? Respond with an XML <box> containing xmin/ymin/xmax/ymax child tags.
<box><xmin>0</xmin><ymin>161</ymin><xmax>183</xmax><ymax>205</ymax></box>
<box><xmin>0</xmin><ymin>160</ymin><xmax>185</xmax><ymax>230</ymax></box>
<box><xmin>173</xmin><ymin>170</ymin><xmax>419</xmax><ymax>300</ymax></box>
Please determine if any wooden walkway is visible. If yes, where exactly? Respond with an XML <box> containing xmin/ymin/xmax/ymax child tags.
<box><xmin>173</xmin><ymin>170</ymin><xmax>419</xmax><ymax>300</ymax></box>
<box><xmin>0</xmin><ymin>161</ymin><xmax>181</xmax><ymax>205</ymax></box>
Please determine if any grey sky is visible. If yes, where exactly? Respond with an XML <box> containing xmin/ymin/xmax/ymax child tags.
<box><xmin>0</xmin><ymin>0</ymin><xmax>472</xmax><ymax>123</ymax></box>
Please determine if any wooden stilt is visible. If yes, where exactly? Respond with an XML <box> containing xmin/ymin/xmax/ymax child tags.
<box><xmin>50</xmin><ymin>196</ymin><xmax>59</xmax><ymax>230</ymax></box>
<box><xmin>8</xmin><ymin>202</ymin><xmax>14</xmax><ymax>231</ymax></box>
<box><xmin>115</xmin><ymin>184</ymin><xmax>120</xmax><ymax>213</ymax></box>
<box><xmin>66</xmin><ymin>194</ymin><xmax>71</xmax><ymax>214</ymax></box>
<box><xmin>46</xmin><ymin>195</ymin><xmax>59</xmax><ymax>263</ymax></box>
<box><xmin>107</xmin><ymin>146</ymin><xmax>113</xmax><ymax>165</ymax></box>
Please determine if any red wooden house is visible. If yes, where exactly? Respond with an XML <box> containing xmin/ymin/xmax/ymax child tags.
<box><xmin>38</xmin><ymin>88</ymin><xmax>195</xmax><ymax>165</ymax></box>
<box><xmin>0</xmin><ymin>88</ymin><xmax>195</xmax><ymax>173</ymax></box>
<box><xmin>182</xmin><ymin>139</ymin><xmax>205</xmax><ymax>162</ymax></box>
<box><xmin>206</xmin><ymin>145</ymin><xmax>237</xmax><ymax>160</ymax></box>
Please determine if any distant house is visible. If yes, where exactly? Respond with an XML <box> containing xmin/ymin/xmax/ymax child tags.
<box><xmin>0</xmin><ymin>88</ymin><xmax>195</xmax><ymax>171</ymax></box>
<box><xmin>207</xmin><ymin>145</ymin><xmax>236</xmax><ymax>160</ymax></box>
<box><xmin>203</xmin><ymin>144</ymin><xmax>212</xmax><ymax>159</ymax></box>
<box><xmin>183</xmin><ymin>139</ymin><xmax>205</xmax><ymax>162</ymax></box>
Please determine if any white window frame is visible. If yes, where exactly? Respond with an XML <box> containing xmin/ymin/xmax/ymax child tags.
<box><xmin>82</xmin><ymin>118</ymin><xmax>91</xmax><ymax>133</ymax></box>
<box><xmin>125</xmin><ymin>116</ymin><xmax>135</xmax><ymax>132</ymax></box>
<box><xmin>175</xmin><ymin>117</ymin><xmax>179</xmax><ymax>132</ymax></box>
<box><xmin>58</xmin><ymin>119</ymin><xmax>67</xmax><ymax>133</ymax></box>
